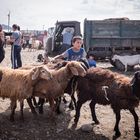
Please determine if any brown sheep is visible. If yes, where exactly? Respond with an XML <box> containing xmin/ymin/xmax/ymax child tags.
<box><xmin>20</xmin><ymin>60</ymin><xmax>68</xmax><ymax>108</ymax></box>
<box><xmin>73</xmin><ymin>67</ymin><xmax>139</xmax><ymax>138</ymax></box>
<box><xmin>28</xmin><ymin>61</ymin><xmax>86</xmax><ymax>117</ymax></box>
<box><xmin>0</xmin><ymin>66</ymin><xmax>52</xmax><ymax>121</ymax></box>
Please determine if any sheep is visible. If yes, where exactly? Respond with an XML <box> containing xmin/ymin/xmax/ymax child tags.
<box><xmin>112</xmin><ymin>54</ymin><xmax>140</xmax><ymax>72</ymax></box>
<box><xmin>20</xmin><ymin>61</ymin><xmax>68</xmax><ymax>108</ymax></box>
<box><xmin>0</xmin><ymin>66</ymin><xmax>52</xmax><ymax>121</ymax></box>
<box><xmin>36</xmin><ymin>76</ymin><xmax>79</xmax><ymax>115</ymax></box>
<box><xmin>34</xmin><ymin>60</ymin><xmax>88</xmax><ymax>114</ymax></box>
<box><xmin>73</xmin><ymin>67</ymin><xmax>139</xmax><ymax>138</ymax></box>
<box><xmin>28</xmin><ymin>61</ymin><xmax>86</xmax><ymax>117</ymax></box>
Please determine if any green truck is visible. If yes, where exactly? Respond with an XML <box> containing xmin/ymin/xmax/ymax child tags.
<box><xmin>45</xmin><ymin>18</ymin><xmax>140</xmax><ymax>62</ymax></box>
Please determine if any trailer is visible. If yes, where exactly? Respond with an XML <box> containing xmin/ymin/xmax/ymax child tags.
<box><xmin>84</xmin><ymin>18</ymin><xmax>140</xmax><ymax>59</ymax></box>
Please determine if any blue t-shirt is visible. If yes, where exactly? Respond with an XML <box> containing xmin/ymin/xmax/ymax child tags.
<box><xmin>88</xmin><ymin>59</ymin><xmax>96</xmax><ymax>67</ymax></box>
<box><xmin>12</xmin><ymin>30</ymin><xmax>21</xmax><ymax>46</ymax></box>
<box><xmin>62</xmin><ymin>47</ymin><xmax>87</xmax><ymax>61</ymax></box>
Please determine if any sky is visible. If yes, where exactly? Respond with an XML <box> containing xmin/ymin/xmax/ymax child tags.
<box><xmin>0</xmin><ymin>0</ymin><xmax>140</xmax><ymax>30</ymax></box>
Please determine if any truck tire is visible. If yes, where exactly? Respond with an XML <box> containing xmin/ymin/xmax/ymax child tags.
<box><xmin>45</xmin><ymin>37</ymin><xmax>53</xmax><ymax>55</ymax></box>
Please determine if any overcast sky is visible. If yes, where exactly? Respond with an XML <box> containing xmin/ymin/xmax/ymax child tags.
<box><xmin>0</xmin><ymin>0</ymin><xmax>140</xmax><ymax>30</ymax></box>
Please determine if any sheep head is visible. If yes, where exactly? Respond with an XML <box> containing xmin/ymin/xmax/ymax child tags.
<box><xmin>67</xmin><ymin>61</ymin><xmax>86</xmax><ymax>77</ymax></box>
<box><xmin>31</xmin><ymin>66</ymin><xmax>52</xmax><ymax>80</ymax></box>
<box><xmin>112</xmin><ymin>54</ymin><xmax>118</xmax><ymax>61</ymax></box>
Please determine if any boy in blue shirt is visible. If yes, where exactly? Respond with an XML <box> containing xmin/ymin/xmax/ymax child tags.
<box><xmin>54</xmin><ymin>36</ymin><xmax>87</xmax><ymax>62</ymax></box>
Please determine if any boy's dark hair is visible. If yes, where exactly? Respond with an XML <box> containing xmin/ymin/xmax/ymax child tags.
<box><xmin>72</xmin><ymin>35</ymin><xmax>83</xmax><ymax>43</ymax></box>
<box><xmin>12</xmin><ymin>24</ymin><xmax>18</xmax><ymax>30</ymax></box>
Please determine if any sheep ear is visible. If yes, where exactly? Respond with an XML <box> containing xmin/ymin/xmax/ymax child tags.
<box><xmin>70</xmin><ymin>67</ymin><xmax>79</xmax><ymax>76</ymax></box>
<box><xmin>31</xmin><ymin>67</ymin><xmax>40</xmax><ymax>80</ymax></box>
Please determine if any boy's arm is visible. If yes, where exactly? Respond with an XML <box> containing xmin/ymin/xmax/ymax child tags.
<box><xmin>54</xmin><ymin>50</ymin><xmax>68</xmax><ymax>60</ymax></box>
<box><xmin>54</xmin><ymin>54</ymin><xmax>64</xmax><ymax>60</ymax></box>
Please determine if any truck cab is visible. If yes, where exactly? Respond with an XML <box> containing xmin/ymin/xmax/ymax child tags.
<box><xmin>45</xmin><ymin>21</ymin><xmax>81</xmax><ymax>56</ymax></box>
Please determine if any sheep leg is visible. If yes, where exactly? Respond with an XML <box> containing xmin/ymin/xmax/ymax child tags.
<box><xmin>74</xmin><ymin>99</ymin><xmax>85</xmax><ymax>125</ymax></box>
<box><xmin>62</xmin><ymin>96</ymin><xmax>67</xmax><ymax>104</ymax></box>
<box><xmin>26</xmin><ymin>98</ymin><xmax>37</xmax><ymax>115</ymax></box>
<box><xmin>89</xmin><ymin>100</ymin><xmax>99</xmax><ymax>124</ymax></box>
<box><xmin>69</xmin><ymin>93</ymin><xmax>76</xmax><ymax>110</ymax></box>
<box><xmin>20</xmin><ymin>100</ymin><xmax>24</xmax><ymax>121</ymax></box>
<box><xmin>38</xmin><ymin>98</ymin><xmax>45</xmax><ymax>114</ymax></box>
<box><xmin>38</xmin><ymin>97</ymin><xmax>44</xmax><ymax>105</ymax></box>
<box><xmin>72</xmin><ymin>94</ymin><xmax>77</xmax><ymax>109</ymax></box>
<box><xmin>10</xmin><ymin>100</ymin><xmax>17</xmax><ymax>122</ymax></box>
<box><xmin>129</xmin><ymin>109</ymin><xmax>139</xmax><ymax>138</ymax></box>
<box><xmin>68</xmin><ymin>100</ymin><xmax>74</xmax><ymax>110</ymax></box>
<box><xmin>48</xmin><ymin>98</ymin><xmax>56</xmax><ymax>120</ymax></box>
<box><xmin>124</xmin><ymin>64</ymin><xmax>127</xmax><ymax>72</ymax></box>
<box><xmin>113</xmin><ymin>109</ymin><xmax>121</xmax><ymax>137</ymax></box>
<box><xmin>55</xmin><ymin>97</ymin><xmax>62</xmax><ymax>114</ymax></box>
<box><xmin>32</xmin><ymin>97</ymin><xmax>38</xmax><ymax>107</ymax></box>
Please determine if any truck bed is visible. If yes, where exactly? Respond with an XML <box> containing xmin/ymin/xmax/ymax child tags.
<box><xmin>84</xmin><ymin>19</ymin><xmax>140</xmax><ymax>59</ymax></box>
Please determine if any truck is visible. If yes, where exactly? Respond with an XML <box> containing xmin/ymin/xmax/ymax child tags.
<box><xmin>45</xmin><ymin>18</ymin><xmax>140</xmax><ymax>69</ymax></box>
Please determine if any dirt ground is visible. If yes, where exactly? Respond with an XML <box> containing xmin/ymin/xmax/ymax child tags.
<box><xmin>0</xmin><ymin>46</ymin><xmax>140</xmax><ymax>140</ymax></box>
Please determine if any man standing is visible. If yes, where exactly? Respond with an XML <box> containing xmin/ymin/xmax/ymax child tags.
<box><xmin>62</xmin><ymin>27</ymin><xmax>73</xmax><ymax>51</ymax></box>
<box><xmin>10</xmin><ymin>24</ymin><xmax>22</xmax><ymax>69</ymax></box>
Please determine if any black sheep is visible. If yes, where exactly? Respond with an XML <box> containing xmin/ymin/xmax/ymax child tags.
<box><xmin>73</xmin><ymin>67</ymin><xmax>139</xmax><ymax>138</ymax></box>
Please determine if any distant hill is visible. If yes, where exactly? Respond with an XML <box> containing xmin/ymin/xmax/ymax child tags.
<box><xmin>1</xmin><ymin>24</ymin><xmax>12</xmax><ymax>31</ymax></box>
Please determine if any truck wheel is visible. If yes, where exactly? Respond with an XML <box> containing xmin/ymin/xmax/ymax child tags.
<box><xmin>45</xmin><ymin>37</ymin><xmax>52</xmax><ymax>55</ymax></box>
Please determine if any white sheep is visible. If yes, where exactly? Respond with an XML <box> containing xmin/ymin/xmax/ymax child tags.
<box><xmin>112</xmin><ymin>54</ymin><xmax>140</xmax><ymax>72</ymax></box>
<box><xmin>28</xmin><ymin>61</ymin><xmax>86</xmax><ymax>117</ymax></box>
<box><xmin>0</xmin><ymin>66</ymin><xmax>52</xmax><ymax>121</ymax></box>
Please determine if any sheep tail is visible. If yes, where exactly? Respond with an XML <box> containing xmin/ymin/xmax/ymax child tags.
<box><xmin>102</xmin><ymin>86</ymin><xmax>109</xmax><ymax>101</ymax></box>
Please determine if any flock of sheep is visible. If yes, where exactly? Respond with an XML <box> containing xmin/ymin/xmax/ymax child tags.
<box><xmin>0</xmin><ymin>58</ymin><xmax>140</xmax><ymax>139</ymax></box>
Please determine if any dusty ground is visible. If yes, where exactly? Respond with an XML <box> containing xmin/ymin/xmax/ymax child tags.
<box><xmin>0</xmin><ymin>46</ymin><xmax>139</xmax><ymax>140</ymax></box>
